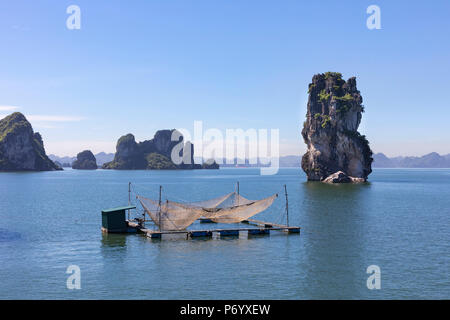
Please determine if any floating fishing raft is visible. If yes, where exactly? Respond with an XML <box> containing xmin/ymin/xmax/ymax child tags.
<box><xmin>101</xmin><ymin>183</ymin><xmax>300</xmax><ymax>239</ymax></box>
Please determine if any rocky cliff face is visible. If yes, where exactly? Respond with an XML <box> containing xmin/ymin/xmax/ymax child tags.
<box><xmin>72</xmin><ymin>150</ymin><xmax>97</xmax><ymax>169</ymax></box>
<box><xmin>103</xmin><ymin>130</ymin><xmax>202</xmax><ymax>170</ymax></box>
<box><xmin>104</xmin><ymin>134</ymin><xmax>147</xmax><ymax>169</ymax></box>
<box><xmin>301</xmin><ymin>72</ymin><xmax>372</xmax><ymax>182</ymax></box>
<box><xmin>0</xmin><ymin>112</ymin><xmax>61</xmax><ymax>171</ymax></box>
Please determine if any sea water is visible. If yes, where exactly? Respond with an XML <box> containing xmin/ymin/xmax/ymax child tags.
<box><xmin>0</xmin><ymin>168</ymin><xmax>449</xmax><ymax>299</ymax></box>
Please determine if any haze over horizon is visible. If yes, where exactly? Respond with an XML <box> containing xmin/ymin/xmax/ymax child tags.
<box><xmin>1</xmin><ymin>1</ymin><xmax>450</xmax><ymax>157</ymax></box>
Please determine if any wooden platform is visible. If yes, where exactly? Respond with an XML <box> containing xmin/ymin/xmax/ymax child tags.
<box><xmin>199</xmin><ymin>217</ymin><xmax>300</xmax><ymax>233</ymax></box>
<box><xmin>126</xmin><ymin>218</ymin><xmax>300</xmax><ymax>239</ymax></box>
<box><xmin>246</xmin><ymin>219</ymin><xmax>300</xmax><ymax>233</ymax></box>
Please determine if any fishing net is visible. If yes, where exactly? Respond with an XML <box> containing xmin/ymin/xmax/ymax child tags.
<box><xmin>137</xmin><ymin>192</ymin><xmax>278</xmax><ymax>231</ymax></box>
<box><xmin>209</xmin><ymin>194</ymin><xmax>277</xmax><ymax>224</ymax></box>
<box><xmin>137</xmin><ymin>196</ymin><xmax>204</xmax><ymax>231</ymax></box>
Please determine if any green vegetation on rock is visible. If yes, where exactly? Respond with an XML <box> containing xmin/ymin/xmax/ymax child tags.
<box><xmin>313</xmin><ymin>113</ymin><xmax>331</xmax><ymax>128</ymax></box>
<box><xmin>324</xmin><ymin>71</ymin><xmax>343</xmax><ymax>80</ymax></box>
<box><xmin>335</xmin><ymin>94</ymin><xmax>355</xmax><ymax>115</ymax></box>
<box><xmin>321</xmin><ymin>115</ymin><xmax>331</xmax><ymax>128</ymax></box>
<box><xmin>335</xmin><ymin>93</ymin><xmax>354</xmax><ymax>102</ymax></box>
<box><xmin>318</xmin><ymin>89</ymin><xmax>330</xmax><ymax>102</ymax></box>
<box><xmin>146</xmin><ymin>153</ymin><xmax>177</xmax><ymax>170</ymax></box>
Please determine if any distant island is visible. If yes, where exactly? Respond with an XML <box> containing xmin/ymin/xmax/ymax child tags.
<box><xmin>2</xmin><ymin>112</ymin><xmax>447</xmax><ymax>172</ymax></box>
<box><xmin>102</xmin><ymin>130</ymin><xmax>218</xmax><ymax>170</ymax></box>
<box><xmin>0</xmin><ymin>111</ymin><xmax>217</xmax><ymax>172</ymax></box>
<box><xmin>52</xmin><ymin>153</ymin><xmax>449</xmax><ymax>169</ymax></box>
<box><xmin>49</xmin><ymin>152</ymin><xmax>114</xmax><ymax>167</ymax></box>
<box><xmin>72</xmin><ymin>150</ymin><xmax>98</xmax><ymax>170</ymax></box>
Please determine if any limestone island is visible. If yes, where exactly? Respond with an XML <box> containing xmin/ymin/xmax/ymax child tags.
<box><xmin>0</xmin><ymin>112</ymin><xmax>61</xmax><ymax>172</ymax></box>
<box><xmin>103</xmin><ymin>130</ymin><xmax>218</xmax><ymax>170</ymax></box>
<box><xmin>72</xmin><ymin>150</ymin><xmax>98</xmax><ymax>170</ymax></box>
<box><xmin>301</xmin><ymin>72</ymin><xmax>373</xmax><ymax>183</ymax></box>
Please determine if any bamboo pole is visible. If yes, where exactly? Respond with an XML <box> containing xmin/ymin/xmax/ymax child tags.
<box><xmin>128</xmin><ymin>182</ymin><xmax>131</xmax><ymax>220</ymax></box>
<box><xmin>158</xmin><ymin>185</ymin><xmax>162</xmax><ymax>231</ymax></box>
<box><xmin>284</xmin><ymin>184</ymin><xmax>289</xmax><ymax>227</ymax></box>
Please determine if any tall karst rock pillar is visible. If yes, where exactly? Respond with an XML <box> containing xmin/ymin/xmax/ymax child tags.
<box><xmin>301</xmin><ymin>72</ymin><xmax>373</xmax><ymax>182</ymax></box>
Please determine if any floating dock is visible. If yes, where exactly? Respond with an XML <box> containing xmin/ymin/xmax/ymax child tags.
<box><xmin>101</xmin><ymin>182</ymin><xmax>300</xmax><ymax>240</ymax></box>
<box><xmin>125</xmin><ymin>218</ymin><xmax>300</xmax><ymax>240</ymax></box>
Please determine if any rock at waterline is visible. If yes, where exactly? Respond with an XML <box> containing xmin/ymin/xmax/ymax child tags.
<box><xmin>322</xmin><ymin>171</ymin><xmax>366</xmax><ymax>184</ymax></box>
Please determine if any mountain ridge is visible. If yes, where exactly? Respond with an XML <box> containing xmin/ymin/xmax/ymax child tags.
<box><xmin>371</xmin><ymin>152</ymin><xmax>450</xmax><ymax>168</ymax></box>
<box><xmin>49</xmin><ymin>152</ymin><xmax>450</xmax><ymax>168</ymax></box>
<box><xmin>49</xmin><ymin>152</ymin><xmax>114</xmax><ymax>167</ymax></box>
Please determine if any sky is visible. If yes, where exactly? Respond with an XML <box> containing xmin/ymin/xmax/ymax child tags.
<box><xmin>0</xmin><ymin>0</ymin><xmax>449</xmax><ymax>157</ymax></box>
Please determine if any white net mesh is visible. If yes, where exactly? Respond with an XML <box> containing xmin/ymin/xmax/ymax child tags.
<box><xmin>210</xmin><ymin>194</ymin><xmax>278</xmax><ymax>223</ymax></box>
<box><xmin>168</xmin><ymin>192</ymin><xmax>234</xmax><ymax>217</ymax></box>
<box><xmin>137</xmin><ymin>196</ymin><xmax>204</xmax><ymax>231</ymax></box>
<box><xmin>137</xmin><ymin>192</ymin><xmax>278</xmax><ymax>230</ymax></box>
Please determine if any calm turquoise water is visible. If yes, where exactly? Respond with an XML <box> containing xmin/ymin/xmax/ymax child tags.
<box><xmin>0</xmin><ymin>168</ymin><xmax>449</xmax><ymax>299</ymax></box>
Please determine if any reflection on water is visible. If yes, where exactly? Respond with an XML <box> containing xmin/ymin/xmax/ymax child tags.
<box><xmin>300</xmin><ymin>181</ymin><xmax>370</xmax><ymax>299</ymax></box>
<box><xmin>100</xmin><ymin>232</ymin><xmax>128</xmax><ymax>261</ymax></box>
<box><xmin>101</xmin><ymin>233</ymin><xmax>128</xmax><ymax>248</ymax></box>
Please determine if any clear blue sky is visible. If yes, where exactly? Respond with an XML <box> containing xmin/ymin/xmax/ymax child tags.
<box><xmin>1</xmin><ymin>0</ymin><xmax>449</xmax><ymax>157</ymax></box>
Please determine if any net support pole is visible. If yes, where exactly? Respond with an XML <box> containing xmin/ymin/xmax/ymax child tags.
<box><xmin>158</xmin><ymin>185</ymin><xmax>162</xmax><ymax>231</ymax></box>
<box><xmin>128</xmin><ymin>182</ymin><xmax>131</xmax><ymax>220</ymax></box>
<box><xmin>237</xmin><ymin>181</ymin><xmax>240</xmax><ymax>206</ymax></box>
<box><xmin>284</xmin><ymin>184</ymin><xmax>289</xmax><ymax>227</ymax></box>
